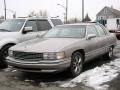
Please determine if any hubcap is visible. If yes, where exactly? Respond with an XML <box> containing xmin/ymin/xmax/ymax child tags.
<box><xmin>109</xmin><ymin>48</ymin><xmax>113</xmax><ymax>58</ymax></box>
<box><xmin>73</xmin><ymin>55</ymin><xmax>82</xmax><ymax>74</ymax></box>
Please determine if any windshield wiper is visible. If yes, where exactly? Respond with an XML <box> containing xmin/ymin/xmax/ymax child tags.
<box><xmin>0</xmin><ymin>29</ymin><xmax>11</xmax><ymax>32</ymax></box>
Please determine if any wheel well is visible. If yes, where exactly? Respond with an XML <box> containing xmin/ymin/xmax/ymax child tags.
<box><xmin>72</xmin><ymin>49</ymin><xmax>85</xmax><ymax>61</ymax></box>
<box><xmin>1</xmin><ymin>43</ymin><xmax>16</xmax><ymax>50</ymax></box>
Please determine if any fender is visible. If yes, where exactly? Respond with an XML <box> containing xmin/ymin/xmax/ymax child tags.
<box><xmin>0</xmin><ymin>38</ymin><xmax>19</xmax><ymax>50</ymax></box>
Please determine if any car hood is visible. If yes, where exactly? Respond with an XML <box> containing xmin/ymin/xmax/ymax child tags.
<box><xmin>0</xmin><ymin>32</ymin><xmax>18</xmax><ymax>39</ymax></box>
<box><xmin>10</xmin><ymin>38</ymin><xmax>82</xmax><ymax>52</ymax></box>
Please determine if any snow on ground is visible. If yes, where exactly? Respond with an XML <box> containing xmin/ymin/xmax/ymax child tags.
<box><xmin>3</xmin><ymin>66</ymin><xmax>17</xmax><ymax>72</ymax></box>
<box><xmin>60</xmin><ymin>59</ymin><xmax>120</xmax><ymax>90</ymax></box>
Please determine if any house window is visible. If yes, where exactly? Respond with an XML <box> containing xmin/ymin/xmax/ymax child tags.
<box><xmin>109</xmin><ymin>15</ymin><xmax>113</xmax><ymax>18</ymax></box>
<box><xmin>101</xmin><ymin>17</ymin><xmax>103</xmax><ymax>19</ymax></box>
<box><xmin>104</xmin><ymin>8</ymin><xmax>108</xmax><ymax>14</ymax></box>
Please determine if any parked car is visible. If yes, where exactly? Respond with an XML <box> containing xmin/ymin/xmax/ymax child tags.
<box><xmin>6</xmin><ymin>23</ymin><xmax>117</xmax><ymax>77</ymax></box>
<box><xmin>109</xmin><ymin>30</ymin><xmax>120</xmax><ymax>39</ymax></box>
<box><xmin>0</xmin><ymin>17</ymin><xmax>63</xmax><ymax>69</ymax></box>
<box><xmin>106</xmin><ymin>18</ymin><xmax>120</xmax><ymax>39</ymax></box>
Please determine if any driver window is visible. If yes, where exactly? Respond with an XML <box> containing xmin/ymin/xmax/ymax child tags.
<box><xmin>25</xmin><ymin>20</ymin><xmax>37</xmax><ymax>32</ymax></box>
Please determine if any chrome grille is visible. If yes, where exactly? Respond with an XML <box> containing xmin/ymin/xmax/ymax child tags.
<box><xmin>13</xmin><ymin>51</ymin><xmax>43</xmax><ymax>61</ymax></box>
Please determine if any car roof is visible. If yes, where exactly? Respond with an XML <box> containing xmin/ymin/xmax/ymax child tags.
<box><xmin>12</xmin><ymin>17</ymin><xmax>61</xmax><ymax>20</ymax></box>
<box><xmin>56</xmin><ymin>22</ymin><xmax>100</xmax><ymax>27</ymax></box>
<box><xmin>65</xmin><ymin>23</ymin><xmax>97</xmax><ymax>26</ymax></box>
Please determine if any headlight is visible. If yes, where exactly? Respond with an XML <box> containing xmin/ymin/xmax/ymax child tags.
<box><xmin>43</xmin><ymin>52</ymin><xmax>65</xmax><ymax>60</ymax></box>
<box><xmin>8</xmin><ymin>50</ymin><xmax>13</xmax><ymax>56</ymax></box>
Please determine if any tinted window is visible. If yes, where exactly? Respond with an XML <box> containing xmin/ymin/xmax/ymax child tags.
<box><xmin>95</xmin><ymin>25</ymin><xmax>106</xmax><ymax>36</ymax></box>
<box><xmin>51</xmin><ymin>19</ymin><xmax>63</xmax><ymax>26</ymax></box>
<box><xmin>37</xmin><ymin>20</ymin><xmax>52</xmax><ymax>31</ymax></box>
<box><xmin>25</xmin><ymin>20</ymin><xmax>37</xmax><ymax>32</ymax></box>
<box><xmin>44</xmin><ymin>25</ymin><xmax>86</xmax><ymax>38</ymax></box>
<box><xmin>86</xmin><ymin>25</ymin><xmax>99</xmax><ymax>36</ymax></box>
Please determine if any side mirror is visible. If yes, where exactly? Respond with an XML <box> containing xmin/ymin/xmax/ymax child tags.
<box><xmin>86</xmin><ymin>34</ymin><xmax>96</xmax><ymax>40</ymax></box>
<box><xmin>23</xmin><ymin>26</ymin><xmax>33</xmax><ymax>34</ymax></box>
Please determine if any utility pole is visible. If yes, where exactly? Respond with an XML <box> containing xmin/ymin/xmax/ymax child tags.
<box><xmin>66</xmin><ymin>0</ymin><xmax>68</xmax><ymax>23</ymax></box>
<box><xmin>4</xmin><ymin>0</ymin><xmax>6</xmax><ymax>20</ymax></box>
<box><xmin>82</xmin><ymin>0</ymin><xmax>84</xmax><ymax>22</ymax></box>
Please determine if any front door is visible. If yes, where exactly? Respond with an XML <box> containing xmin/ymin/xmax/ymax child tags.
<box><xmin>20</xmin><ymin>20</ymin><xmax>38</xmax><ymax>42</ymax></box>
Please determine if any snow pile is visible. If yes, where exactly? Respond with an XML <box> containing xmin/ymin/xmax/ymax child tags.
<box><xmin>3</xmin><ymin>66</ymin><xmax>15</xmax><ymax>72</ymax></box>
<box><xmin>61</xmin><ymin>59</ymin><xmax>120</xmax><ymax>90</ymax></box>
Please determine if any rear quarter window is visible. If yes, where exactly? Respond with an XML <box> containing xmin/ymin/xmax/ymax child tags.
<box><xmin>51</xmin><ymin>19</ymin><xmax>63</xmax><ymax>26</ymax></box>
<box><xmin>99</xmin><ymin>24</ymin><xmax>110</xmax><ymax>35</ymax></box>
<box><xmin>95</xmin><ymin>25</ymin><xmax>106</xmax><ymax>36</ymax></box>
<box><xmin>37</xmin><ymin>20</ymin><xmax>52</xmax><ymax>31</ymax></box>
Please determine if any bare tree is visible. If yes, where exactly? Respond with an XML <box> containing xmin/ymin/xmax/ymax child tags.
<box><xmin>37</xmin><ymin>10</ymin><xmax>48</xmax><ymax>17</ymax></box>
<box><xmin>28</xmin><ymin>11</ymin><xmax>36</xmax><ymax>17</ymax></box>
<box><xmin>0</xmin><ymin>16</ymin><xmax>5</xmax><ymax>19</ymax></box>
<box><xmin>28</xmin><ymin>10</ymin><xmax>48</xmax><ymax>17</ymax></box>
<box><xmin>84</xmin><ymin>13</ymin><xmax>91</xmax><ymax>22</ymax></box>
<box><xmin>68</xmin><ymin>17</ymin><xmax>80</xmax><ymax>24</ymax></box>
<box><xmin>0</xmin><ymin>16</ymin><xmax>4</xmax><ymax>23</ymax></box>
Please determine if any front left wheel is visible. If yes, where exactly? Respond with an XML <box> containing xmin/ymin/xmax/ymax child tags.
<box><xmin>68</xmin><ymin>52</ymin><xmax>84</xmax><ymax>77</ymax></box>
<box><xmin>0</xmin><ymin>45</ymin><xmax>13</xmax><ymax>69</ymax></box>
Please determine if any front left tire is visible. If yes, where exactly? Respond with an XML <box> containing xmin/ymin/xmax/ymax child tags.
<box><xmin>68</xmin><ymin>52</ymin><xmax>84</xmax><ymax>77</ymax></box>
<box><xmin>0</xmin><ymin>45</ymin><xmax>13</xmax><ymax>69</ymax></box>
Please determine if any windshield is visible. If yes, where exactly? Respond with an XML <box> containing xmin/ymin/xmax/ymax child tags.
<box><xmin>0</xmin><ymin>19</ymin><xmax>25</xmax><ymax>32</ymax></box>
<box><xmin>44</xmin><ymin>25</ymin><xmax>86</xmax><ymax>38</ymax></box>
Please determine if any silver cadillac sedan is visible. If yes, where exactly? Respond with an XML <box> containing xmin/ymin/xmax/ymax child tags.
<box><xmin>6</xmin><ymin>23</ymin><xmax>117</xmax><ymax>77</ymax></box>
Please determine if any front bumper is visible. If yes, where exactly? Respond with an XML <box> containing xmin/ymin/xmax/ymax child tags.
<box><xmin>6</xmin><ymin>56</ymin><xmax>71</xmax><ymax>72</ymax></box>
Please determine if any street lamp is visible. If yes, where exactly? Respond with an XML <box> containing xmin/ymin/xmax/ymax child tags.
<box><xmin>57</xmin><ymin>0</ymin><xmax>68</xmax><ymax>23</ymax></box>
<box><xmin>57</xmin><ymin>4</ymin><xmax>66</xmax><ymax>23</ymax></box>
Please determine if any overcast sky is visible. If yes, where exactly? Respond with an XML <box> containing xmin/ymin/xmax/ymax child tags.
<box><xmin>0</xmin><ymin>0</ymin><xmax>120</xmax><ymax>21</ymax></box>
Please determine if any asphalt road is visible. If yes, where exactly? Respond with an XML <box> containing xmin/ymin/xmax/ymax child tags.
<box><xmin>0</xmin><ymin>41</ymin><xmax>120</xmax><ymax>90</ymax></box>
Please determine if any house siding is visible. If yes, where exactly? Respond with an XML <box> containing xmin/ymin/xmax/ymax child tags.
<box><xmin>96</xmin><ymin>7</ymin><xmax>120</xmax><ymax>21</ymax></box>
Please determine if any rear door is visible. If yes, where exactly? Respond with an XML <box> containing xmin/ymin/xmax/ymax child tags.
<box><xmin>85</xmin><ymin>25</ymin><xmax>100</xmax><ymax>60</ymax></box>
<box><xmin>95</xmin><ymin>24</ymin><xmax>110</xmax><ymax>54</ymax></box>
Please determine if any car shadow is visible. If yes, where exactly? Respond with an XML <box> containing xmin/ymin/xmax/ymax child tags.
<box><xmin>8</xmin><ymin>69</ymin><xmax>71</xmax><ymax>87</ymax></box>
<box><xmin>83</xmin><ymin>55</ymin><xmax>117</xmax><ymax>72</ymax></box>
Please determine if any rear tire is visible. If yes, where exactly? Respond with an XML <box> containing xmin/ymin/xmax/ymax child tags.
<box><xmin>67</xmin><ymin>52</ymin><xmax>84</xmax><ymax>77</ymax></box>
<box><xmin>104</xmin><ymin>47</ymin><xmax>113</xmax><ymax>60</ymax></box>
<box><xmin>0</xmin><ymin>45</ymin><xmax>13</xmax><ymax>69</ymax></box>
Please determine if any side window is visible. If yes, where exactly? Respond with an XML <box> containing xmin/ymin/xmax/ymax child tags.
<box><xmin>86</xmin><ymin>25</ymin><xmax>99</xmax><ymax>36</ymax></box>
<box><xmin>95</xmin><ymin>25</ymin><xmax>106</xmax><ymax>36</ymax></box>
<box><xmin>37</xmin><ymin>20</ymin><xmax>52</xmax><ymax>31</ymax></box>
<box><xmin>25</xmin><ymin>20</ymin><xmax>37</xmax><ymax>32</ymax></box>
